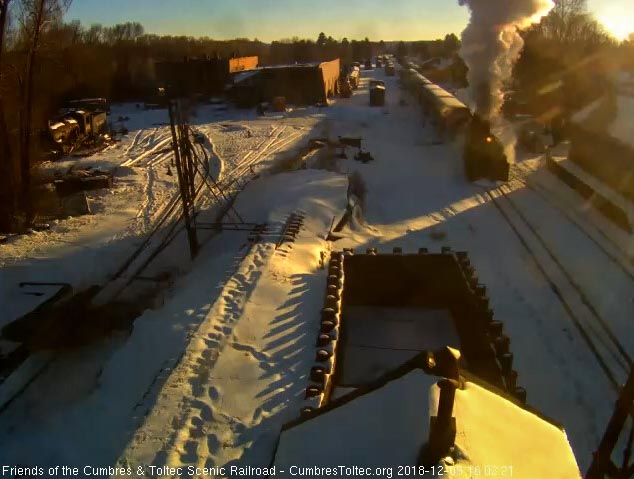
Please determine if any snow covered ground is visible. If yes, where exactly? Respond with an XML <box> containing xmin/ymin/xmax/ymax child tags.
<box><xmin>0</xmin><ymin>66</ymin><xmax>632</xmax><ymax>475</ymax></box>
<box><xmin>1</xmin><ymin>102</ymin><xmax>320</xmax><ymax>330</ymax></box>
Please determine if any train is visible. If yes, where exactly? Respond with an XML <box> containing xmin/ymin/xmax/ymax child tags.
<box><xmin>399</xmin><ymin>62</ymin><xmax>509</xmax><ymax>182</ymax></box>
<box><xmin>48</xmin><ymin>108</ymin><xmax>108</xmax><ymax>154</ymax></box>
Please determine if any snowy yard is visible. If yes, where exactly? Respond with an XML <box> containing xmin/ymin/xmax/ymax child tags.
<box><xmin>0</xmin><ymin>65</ymin><xmax>632</xmax><ymax>475</ymax></box>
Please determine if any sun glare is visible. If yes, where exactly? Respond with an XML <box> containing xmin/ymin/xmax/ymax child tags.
<box><xmin>599</xmin><ymin>14</ymin><xmax>633</xmax><ymax>41</ymax></box>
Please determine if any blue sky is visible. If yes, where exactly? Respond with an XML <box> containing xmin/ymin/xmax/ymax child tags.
<box><xmin>65</xmin><ymin>0</ymin><xmax>632</xmax><ymax>41</ymax></box>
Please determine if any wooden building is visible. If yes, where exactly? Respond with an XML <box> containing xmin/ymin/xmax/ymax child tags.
<box><xmin>231</xmin><ymin>59</ymin><xmax>341</xmax><ymax>107</ymax></box>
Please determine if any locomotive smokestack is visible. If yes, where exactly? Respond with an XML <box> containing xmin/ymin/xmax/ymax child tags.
<box><xmin>458</xmin><ymin>0</ymin><xmax>554</xmax><ymax>121</ymax></box>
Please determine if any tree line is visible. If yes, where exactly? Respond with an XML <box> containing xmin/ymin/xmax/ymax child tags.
<box><xmin>0</xmin><ymin>0</ymin><xmax>632</xmax><ymax>232</ymax></box>
<box><xmin>514</xmin><ymin>0</ymin><xmax>629</xmax><ymax>116</ymax></box>
<box><xmin>0</xmin><ymin>11</ymin><xmax>428</xmax><ymax>233</ymax></box>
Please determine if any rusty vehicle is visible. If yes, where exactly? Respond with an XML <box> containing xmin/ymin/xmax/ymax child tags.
<box><xmin>48</xmin><ymin>108</ymin><xmax>108</xmax><ymax>154</ymax></box>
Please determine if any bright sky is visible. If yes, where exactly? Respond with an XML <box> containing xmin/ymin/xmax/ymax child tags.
<box><xmin>65</xmin><ymin>0</ymin><xmax>632</xmax><ymax>42</ymax></box>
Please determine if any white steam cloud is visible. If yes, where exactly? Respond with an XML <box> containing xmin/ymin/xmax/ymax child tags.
<box><xmin>458</xmin><ymin>0</ymin><xmax>555</xmax><ymax>121</ymax></box>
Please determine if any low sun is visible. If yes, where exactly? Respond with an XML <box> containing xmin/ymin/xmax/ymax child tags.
<box><xmin>598</xmin><ymin>14</ymin><xmax>633</xmax><ymax>41</ymax></box>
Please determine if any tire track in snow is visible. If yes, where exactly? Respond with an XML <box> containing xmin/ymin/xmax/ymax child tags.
<box><xmin>121</xmin><ymin>137</ymin><xmax>172</xmax><ymax>168</ymax></box>
<box><xmin>221</xmin><ymin>128</ymin><xmax>305</xmax><ymax>191</ymax></box>
<box><xmin>123</xmin><ymin>130</ymin><xmax>144</xmax><ymax>157</ymax></box>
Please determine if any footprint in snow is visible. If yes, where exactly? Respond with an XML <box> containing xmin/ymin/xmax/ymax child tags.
<box><xmin>207</xmin><ymin>434</ymin><xmax>221</xmax><ymax>454</ymax></box>
<box><xmin>208</xmin><ymin>386</ymin><xmax>220</xmax><ymax>401</ymax></box>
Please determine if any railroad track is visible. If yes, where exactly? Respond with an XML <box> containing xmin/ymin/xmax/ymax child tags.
<box><xmin>0</xmin><ymin>124</ymin><xmax>308</xmax><ymax>415</ymax></box>
<box><xmin>508</xmin><ymin>170</ymin><xmax>634</xmax><ymax>282</ymax></box>
<box><xmin>484</xmin><ymin>184</ymin><xmax>632</xmax><ymax>391</ymax></box>
<box><xmin>0</xmin><ymin>210</ymin><xmax>304</xmax><ymax>417</ymax></box>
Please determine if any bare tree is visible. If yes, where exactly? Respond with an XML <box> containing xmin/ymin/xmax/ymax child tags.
<box><xmin>17</xmin><ymin>0</ymin><xmax>70</xmax><ymax>223</ymax></box>
<box><xmin>540</xmin><ymin>0</ymin><xmax>603</xmax><ymax>45</ymax></box>
<box><xmin>0</xmin><ymin>0</ymin><xmax>16</xmax><ymax>231</ymax></box>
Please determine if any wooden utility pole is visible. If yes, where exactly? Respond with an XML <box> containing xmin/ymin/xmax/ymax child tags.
<box><xmin>168</xmin><ymin>100</ymin><xmax>199</xmax><ymax>260</ymax></box>
<box><xmin>586</xmin><ymin>368</ymin><xmax>634</xmax><ymax>478</ymax></box>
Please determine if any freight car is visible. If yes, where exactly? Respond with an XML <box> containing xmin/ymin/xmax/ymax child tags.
<box><xmin>407</xmin><ymin>70</ymin><xmax>471</xmax><ymax>138</ymax></box>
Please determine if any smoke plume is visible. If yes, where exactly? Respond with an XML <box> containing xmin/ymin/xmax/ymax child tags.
<box><xmin>458</xmin><ymin>0</ymin><xmax>554</xmax><ymax>121</ymax></box>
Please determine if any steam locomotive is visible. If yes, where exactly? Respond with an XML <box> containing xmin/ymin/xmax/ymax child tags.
<box><xmin>463</xmin><ymin>116</ymin><xmax>509</xmax><ymax>182</ymax></box>
<box><xmin>48</xmin><ymin>105</ymin><xmax>107</xmax><ymax>153</ymax></box>
<box><xmin>400</xmin><ymin>61</ymin><xmax>509</xmax><ymax>182</ymax></box>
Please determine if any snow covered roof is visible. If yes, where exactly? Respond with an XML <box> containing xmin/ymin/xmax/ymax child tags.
<box><xmin>261</xmin><ymin>62</ymin><xmax>322</xmax><ymax>70</ymax></box>
<box><xmin>274</xmin><ymin>370</ymin><xmax>436</xmax><ymax>472</ymax></box>
<box><xmin>274</xmin><ymin>368</ymin><xmax>580</xmax><ymax>479</ymax></box>
<box><xmin>572</xmin><ymin>95</ymin><xmax>634</xmax><ymax>150</ymax></box>
<box><xmin>445</xmin><ymin>380</ymin><xmax>580</xmax><ymax>478</ymax></box>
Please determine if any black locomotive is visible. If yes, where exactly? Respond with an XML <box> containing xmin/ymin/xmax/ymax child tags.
<box><xmin>463</xmin><ymin>116</ymin><xmax>509</xmax><ymax>182</ymax></box>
